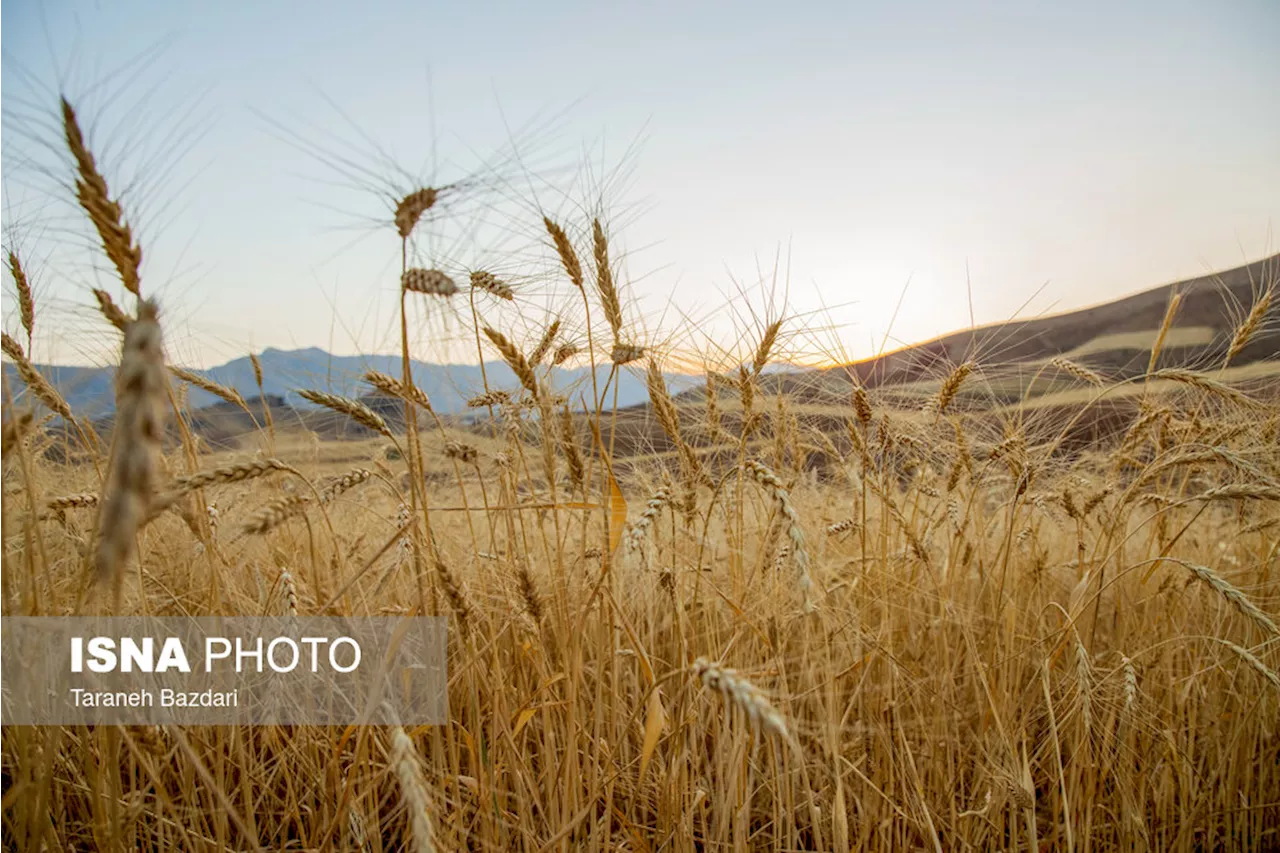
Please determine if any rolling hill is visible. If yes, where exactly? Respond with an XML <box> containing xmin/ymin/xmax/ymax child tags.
<box><xmin>823</xmin><ymin>252</ymin><xmax>1280</xmax><ymax>391</ymax></box>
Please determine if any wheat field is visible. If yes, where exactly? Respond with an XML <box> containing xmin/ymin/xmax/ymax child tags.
<box><xmin>2</xmin><ymin>96</ymin><xmax>1279</xmax><ymax>852</ymax></box>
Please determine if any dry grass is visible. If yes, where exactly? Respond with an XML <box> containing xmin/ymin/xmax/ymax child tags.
<box><xmin>2</xmin><ymin>93</ymin><xmax>1279</xmax><ymax>853</ymax></box>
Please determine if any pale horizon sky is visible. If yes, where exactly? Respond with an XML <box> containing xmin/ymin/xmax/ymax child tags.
<box><xmin>2</xmin><ymin>0</ymin><xmax>1278</xmax><ymax>370</ymax></box>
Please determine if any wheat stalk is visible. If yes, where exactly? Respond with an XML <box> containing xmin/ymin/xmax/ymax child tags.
<box><xmin>851</xmin><ymin>384</ymin><xmax>873</xmax><ymax>426</ymax></box>
<box><xmin>3</xmin><ymin>337</ymin><xmax>35</xmax><ymax>380</ymax></box>
<box><xmin>752</xmin><ymin>320</ymin><xmax>782</xmax><ymax>376</ymax></box>
<box><xmin>178</xmin><ymin>458</ymin><xmax>296</xmax><ymax>491</ymax></box>
<box><xmin>1121</xmin><ymin>655</ymin><xmax>1138</xmax><ymax>715</ymax></box>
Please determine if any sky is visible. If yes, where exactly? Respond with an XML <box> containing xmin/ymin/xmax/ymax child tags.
<box><xmin>2</xmin><ymin>0</ymin><xmax>1278</xmax><ymax>370</ymax></box>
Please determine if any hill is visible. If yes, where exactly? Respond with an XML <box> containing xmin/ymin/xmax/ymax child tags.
<box><xmin>821</xmin><ymin>252</ymin><xmax>1279</xmax><ymax>392</ymax></box>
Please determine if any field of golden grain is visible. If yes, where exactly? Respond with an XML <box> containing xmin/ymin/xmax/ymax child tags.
<box><xmin>2</xmin><ymin>96</ymin><xmax>1279</xmax><ymax>852</ymax></box>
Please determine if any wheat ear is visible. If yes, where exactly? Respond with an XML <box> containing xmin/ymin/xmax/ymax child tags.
<box><xmin>552</xmin><ymin>343</ymin><xmax>580</xmax><ymax>366</ymax></box>
<box><xmin>298</xmin><ymin>389</ymin><xmax>390</xmax><ymax>436</ymax></box>
<box><xmin>1147</xmin><ymin>293</ymin><xmax>1182</xmax><ymax>374</ymax></box>
<box><xmin>692</xmin><ymin>658</ymin><xmax>789</xmax><ymax>740</ymax></box>
<box><xmin>402</xmin><ymin>268</ymin><xmax>458</xmax><ymax>296</ymax></box>
<box><xmin>1050</xmin><ymin>357</ymin><xmax>1104</xmax><ymax>386</ymax></box>
<box><xmin>529</xmin><ymin>317</ymin><xmax>561</xmax><ymax>367</ymax></box>
<box><xmin>1224</xmin><ymin>287</ymin><xmax>1272</xmax><ymax>368</ymax></box>
<box><xmin>744</xmin><ymin>459</ymin><xmax>816</xmax><ymax>611</ymax></box>
<box><xmin>318</xmin><ymin>468</ymin><xmax>373</xmax><ymax>503</ymax></box>
<box><xmin>95</xmin><ymin>300</ymin><xmax>165</xmax><ymax>597</ymax></box>
<box><xmin>469</xmin><ymin>270</ymin><xmax>514</xmax><ymax>300</ymax></box>
<box><xmin>1179</xmin><ymin>561</ymin><xmax>1279</xmax><ymax>638</ymax></box>
<box><xmin>279</xmin><ymin>568</ymin><xmax>299</xmax><ymax>617</ymax></box>
<box><xmin>169</xmin><ymin>366</ymin><xmax>248</xmax><ymax>411</ymax></box>
<box><xmin>389</xmin><ymin>728</ymin><xmax>438</xmax><ymax>853</ymax></box>
<box><xmin>1149</xmin><ymin>368</ymin><xmax>1264</xmax><ymax>410</ymax></box>
<box><xmin>543</xmin><ymin>217</ymin><xmax>583</xmax><ymax>288</ymax></box>
<box><xmin>935</xmin><ymin>362</ymin><xmax>974</xmax><ymax>414</ymax></box>
<box><xmin>2</xmin><ymin>333</ymin><xmax>72</xmax><ymax>420</ymax></box>
<box><xmin>364</xmin><ymin>370</ymin><xmax>432</xmax><ymax>411</ymax></box>
<box><xmin>8</xmin><ymin>251</ymin><xmax>34</xmax><ymax>346</ymax></box>
<box><xmin>241</xmin><ymin>495</ymin><xmax>312</xmax><ymax>536</ymax></box>
<box><xmin>61</xmin><ymin>98</ymin><xmax>142</xmax><ymax>297</ymax></box>
<box><xmin>482</xmin><ymin>326</ymin><xmax>539</xmax><ymax>397</ymax></box>
<box><xmin>394</xmin><ymin>188</ymin><xmax>438</xmax><ymax>240</ymax></box>
<box><xmin>93</xmin><ymin>289</ymin><xmax>130</xmax><ymax>331</ymax></box>
<box><xmin>592</xmin><ymin>219</ymin><xmax>623</xmax><ymax>338</ymax></box>
<box><xmin>624</xmin><ymin>482</ymin><xmax>673</xmax><ymax>554</ymax></box>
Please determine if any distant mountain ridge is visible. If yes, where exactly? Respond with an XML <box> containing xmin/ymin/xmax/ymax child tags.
<box><xmin>2</xmin><ymin>346</ymin><xmax>698</xmax><ymax>418</ymax></box>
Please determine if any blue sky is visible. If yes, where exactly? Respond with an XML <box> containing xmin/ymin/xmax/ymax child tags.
<box><xmin>3</xmin><ymin>0</ymin><xmax>1277</xmax><ymax>369</ymax></box>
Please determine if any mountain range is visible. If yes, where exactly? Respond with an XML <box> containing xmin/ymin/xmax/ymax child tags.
<box><xmin>2</xmin><ymin>347</ymin><xmax>699</xmax><ymax>420</ymax></box>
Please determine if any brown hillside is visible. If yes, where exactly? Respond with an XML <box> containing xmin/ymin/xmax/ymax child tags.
<box><xmin>830</xmin><ymin>252</ymin><xmax>1279</xmax><ymax>389</ymax></box>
